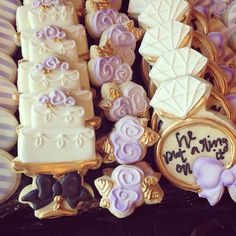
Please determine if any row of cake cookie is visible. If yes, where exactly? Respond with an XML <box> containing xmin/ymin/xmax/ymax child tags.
<box><xmin>133</xmin><ymin>0</ymin><xmax>236</xmax><ymax>206</ymax></box>
<box><xmin>12</xmin><ymin>0</ymin><xmax>103</xmax><ymax>219</ymax></box>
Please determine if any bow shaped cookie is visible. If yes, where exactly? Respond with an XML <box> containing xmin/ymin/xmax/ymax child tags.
<box><xmin>193</xmin><ymin>157</ymin><xmax>236</xmax><ymax>206</ymax></box>
<box><xmin>21</xmin><ymin>172</ymin><xmax>92</xmax><ymax>210</ymax></box>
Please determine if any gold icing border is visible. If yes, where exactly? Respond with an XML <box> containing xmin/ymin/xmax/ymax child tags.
<box><xmin>12</xmin><ymin>155</ymin><xmax>102</xmax><ymax>177</ymax></box>
<box><xmin>155</xmin><ymin>117</ymin><xmax>236</xmax><ymax>192</ymax></box>
<box><xmin>191</xmin><ymin>9</ymin><xmax>209</xmax><ymax>35</ymax></box>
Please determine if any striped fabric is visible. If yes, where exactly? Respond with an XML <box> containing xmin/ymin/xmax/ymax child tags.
<box><xmin>0</xmin><ymin>108</ymin><xmax>18</xmax><ymax>151</ymax></box>
<box><xmin>0</xmin><ymin>51</ymin><xmax>17</xmax><ymax>83</ymax></box>
<box><xmin>0</xmin><ymin>19</ymin><xmax>17</xmax><ymax>56</ymax></box>
<box><xmin>0</xmin><ymin>0</ymin><xmax>21</xmax><ymax>24</ymax></box>
<box><xmin>0</xmin><ymin>153</ymin><xmax>18</xmax><ymax>203</ymax></box>
<box><xmin>0</xmin><ymin>79</ymin><xmax>17</xmax><ymax>113</ymax></box>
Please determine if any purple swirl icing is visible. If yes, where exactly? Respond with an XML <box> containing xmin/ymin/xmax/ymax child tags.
<box><xmin>33</xmin><ymin>0</ymin><xmax>62</xmax><ymax>7</ymax></box>
<box><xmin>36</xmin><ymin>25</ymin><xmax>66</xmax><ymax>40</ymax></box>
<box><xmin>94</xmin><ymin>56</ymin><xmax>132</xmax><ymax>86</ymax></box>
<box><xmin>35</xmin><ymin>56</ymin><xmax>70</xmax><ymax>71</ymax></box>
<box><xmin>109</xmin><ymin>187</ymin><xmax>141</xmax><ymax>214</ymax></box>
<box><xmin>108</xmin><ymin>83</ymin><xmax>149</xmax><ymax>121</ymax></box>
<box><xmin>38</xmin><ymin>89</ymin><xmax>76</xmax><ymax>106</ymax></box>
<box><xmin>111</xmin><ymin>133</ymin><xmax>143</xmax><ymax>164</ymax></box>
<box><xmin>207</xmin><ymin>32</ymin><xmax>225</xmax><ymax>58</ymax></box>
<box><xmin>32</xmin><ymin>0</ymin><xmax>62</xmax><ymax>7</ymax></box>
<box><xmin>110</xmin><ymin>116</ymin><xmax>145</xmax><ymax>164</ymax></box>
<box><xmin>107</xmin><ymin>24</ymin><xmax>136</xmax><ymax>48</ymax></box>
<box><xmin>92</xmin><ymin>9</ymin><xmax>129</xmax><ymax>36</ymax></box>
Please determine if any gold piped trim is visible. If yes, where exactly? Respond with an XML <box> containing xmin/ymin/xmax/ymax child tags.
<box><xmin>155</xmin><ymin>117</ymin><xmax>236</xmax><ymax>192</ymax></box>
<box><xmin>124</xmin><ymin>21</ymin><xmax>145</xmax><ymax>41</ymax></box>
<box><xmin>90</xmin><ymin>0</ymin><xmax>111</xmax><ymax>11</ymax></box>
<box><xmin>192</xmin><ymin>31</ymin><xmax>218</xmax><ymax>61</ymax></box>
<box><xmin>14</xmin><ymin>32</ymin><xmax>21</xmax><ymax>47</ymax></box>
<box><xmin>86</xmin><ymin>116</ymin><xmax>102</xmax><ymax>130</ymax></box>
<box><xmin>94</xmin><ymin>40</ymin><xmax>115</xmax><ymax>57</ymax></box>
<box><xmin>191</xmin><ymin>9</ymin><xmax>209</xmax><ymax>35</ymax></box>
<box><xmin>12</xmin><ymin>155</ymin><xmax>102</xmax><ymax>177</ymax></box>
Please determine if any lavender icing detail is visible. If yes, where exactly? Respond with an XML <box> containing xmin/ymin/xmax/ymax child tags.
<box><xmin>36</xmin><ymin>25</ymin><xmax>66</xmax><ymax>40</ymax></box>
<box><xmin>111</xmin><ymin>133</ymin><xmax>143</xmax><ymax>164</ymax></box>
<box><xmin>110</xmin><ymin>116</ymin><xmax>145</xmax><ymax>164</ymax></box>
<box><xmin>207</xmin><ymin>32</ymin><xmax>225</xmax><ymax>58</ymax></box>
<box><xmin>94</xmin><ymin>56</ymin><xmax>132</xmax><ymax>86</ymax></box>
<box><xmin>38</xmin><ymin>89</ymin><xmax>76</xmax><ymax>106</ymax></box>
<box><xmin>109</xmin><ymin>83</ymin><xmax>149</xmax><ymax>121</ymax></box>
<box><xmin>32</xmin><ymin>0</ymin><xmax>62</xmax><ymax>7</ymax></box>
<box><xmin>35</xmin><ymin>56</ymin><xmax>70</xmax><ymax>71</ymax></box>
<box><xmin>193</xmin><ymin>157</ymin><xmax>236</xmax><ymax>206</ymax></box>
<box><xmin>92</xmin><ymin>9</ymin><xmax>129</xmax><ymax>36</ymax></box>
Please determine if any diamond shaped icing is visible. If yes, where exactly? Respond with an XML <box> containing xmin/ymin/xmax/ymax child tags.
<box><xmin>138</xmin><ymin>0</ymin><xmax>190</xmax><ymax>29</ymax></box>
<box><xmin>139</xmin><ymin>20</ymin><xmax>192</xmax><ymax>65</ymax></box>
<box><xmin>128</xmin><ymin>0</ymin><xmax>154</xmax><ymax>19</ymax></box>
<box><xmin>149</xmin><ymin>48</ymin><xmax>208</xmax><ymax>85</ymax></box>
<box><xmin>150</xmin><ymin>75</ymin><xmax>211</xmax><ymax>118</ymax></box>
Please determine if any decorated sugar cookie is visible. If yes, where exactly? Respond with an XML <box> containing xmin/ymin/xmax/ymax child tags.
<box><xmin>139</xmin><ymin>20</ymin><xmax>192</xmax><ymax>66</ymax></box>
<box><xmin>20</xmin><ymin>24</ymin><xmax>89</xmax><ymax>60</ymax></box>
<box><xmin>0</xmin><ymin>0</ymin><xmax>21</xmax><ymax>24</ymax></box>
<box><xmin>94</xmin><ymin>21</ymin><xmax>144</xmax><ymax>66</ymax></box>
<box><xmin>0</xmin><ymin>79</ymin><xmax>18</xmax><ymax>114</ymax></box>
<box><xmin>0</xmin><ymin>51</ymin><xmax>17</xmax><ymax>83</ymax></box>
<box><xmin>19</xmin><ymin>88</ymin><xmax>95</xmax><ymax>127</ymax></box>
<box><xmin>18</xmin><ymin>56</ymin><xmax>90</xmax><ymax>93</ymax></box>
<box><xmin>193</xmin><ymin>157</ymin><xmax>236</xmax><ymax>206</ymax></box>
<box><xmin>138</xmin><ymin>0</ymin><xmax>190</xmax><ymax>30</ymax></box>
<box><xmin>99</xmin><ymin>81</ymin><xmax>149</xmax><ymax>122</ymax></box>
<box><xmin>16</xmin><ymin>1</ymin><xmax>79</xmax><ymax>32</ymax></box>
<box><xmin>85</xmin><ymin>8</ymin><xmax>129</xmax><ymax>39</ymax></box>
<box><xmin>97</xmin><ymin>115</ymin><xmax>159</xmax><ymax>164</ymax></box>
<box><xmin>0</xmin><ymin>150</ymin><xmax>21</xmax><ymax>204</ymax></box>
<box><xmin>85</xmin><ymin>0</ymin><xmax>122</xmax><ymax>13</ymax></box>
<box><xmin>21</xmin><ymin>25</ymin><xmax>79</xmax><ymax>64</ymax></box>
<box><xmin>95</xmin><ymin>162</ymin><xmax>164</xmax><ymax>218</ymax></box>
<box><xmin>19</xmin><ymin>172</ymin><xmax>93</xmax><ymax>219</ymax></box>
<box><xmin>0</xmin><ymin>107</ymin><xmax>18</xmax><ymax>151</ymax></box>
<box><xmin>0</xmin><ymin>19</ymin><xmax>17</xmax><ymax>56</ymax></box>
<box><xmin>88</xmin><ymin>56</ymin><xmax>133</xmax><ymax>87</ymax></box>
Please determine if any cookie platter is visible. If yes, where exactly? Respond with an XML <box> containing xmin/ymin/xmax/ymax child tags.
<box><xmin>1</xmin><ymin>0</ymin><xmax>236</xmax><ymax>235</ymax></box>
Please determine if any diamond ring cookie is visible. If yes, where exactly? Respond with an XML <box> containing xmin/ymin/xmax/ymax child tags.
<box><xmin>19</xmin><ymin>172</ymin><xmax>94</xmax><ymax>219</ymax></box>
<box><xmin>138</xmin><ymin>0</ymin><xmax>191</xmax><ymax>30</ymax></box>
<box><xmin>99</xmin><ymin>81</ymin><xmax>150</xmax><ymax>122</ymax></box>
<box><xmin>96</xmin><ymin>115</ymin><xmax>160</xmax><ymax>164</ymax></box>
<box><xmin>95</xmin><ymin>162</ymin><xmax>164</xmax><ymax>218</ymax></box>
<box><xmin>139</xmin><ymin>20</ymin><xmax>192</xmax><ymax>66</ymax></box>
<box><xmin>0</xmin><ymin>150</ymin><xmax>21</xmax><ymax>204</ymax></box>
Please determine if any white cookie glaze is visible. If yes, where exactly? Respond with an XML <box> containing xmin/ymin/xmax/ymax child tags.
<box><xmin>16</xmin><ymin>4</ymin><xmax>78</xmax><ymax>32</ymax></box>
<box><xmin>139</xmin><ymin>20</ymin><xmax>192</xmax><ymax>65</ymax></box>
<box><xmin>138</xmin><ymin>0</ymin><xmax>190</xmax><ymax>29</ymax></box>
<box><xmin>18</xmin><ymin>126</ymin><xmax>96</xmax><ymax>163</ymax></box>
<box><xmin>128</xmin><ymin>0</ymin><xmax>154</xmax><ymax>19</ymax></box>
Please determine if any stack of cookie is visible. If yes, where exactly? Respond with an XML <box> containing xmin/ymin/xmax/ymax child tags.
<box><xmin>0</xmin><ymin>1</ymin><xmax>21</xmax><ymax>207</ymax></box>
<box><xmin>12</xmin><ymin>0</ymin><xmax>102</xmax><ymax>219</ymax></box>
<box><xmin>135</xmin><ymin>0</ymin><xmax>236</xmax><ymax>206</ymax></box>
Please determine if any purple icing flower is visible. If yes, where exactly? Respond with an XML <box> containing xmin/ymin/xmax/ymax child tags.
<box><xmin>112</xmin><ymin>165</ymin><xmax>144</xmax><ymax>188</ymax></box>
<box><xmin>109</xmin><ymin>97</ymin><xmax>132</xmax><ymax>121</ymax></box>
<box><xmin>36</xmin><ymin>25</ymin><xmax>66</xmax><ymax>40</ymax></box>
<box><xmin>110</xmin><ymin>133</ymin><xmax>144</xmax><ymax>164</ymax></box>
<box><xmin>43</xmin><ymin>56</ymin><xmax>61</xmax><ymax>70</ymax></box>
<box><xmin>38</xmin><ymin>95</ymin><xmax>50</xmax><ymax>104</ymax></box>
<box><xmin>115</xmin><ymin>116</ymin><xmax>144</xmax><ymax>141</ymax></box>
<box><xmin>108</xmin><ymin>24</ymin><xmax>136</xmax><ymax>48</ymax></box>
<box><xmin>61</xmin><ymin>62</ymin><xmax>70</xmax><ymax>71</ymax></box>
<box><xmin>212</xmin><ymin>0</ymin><xmax>230</xmax><ymax>17</ymax></box>
<box><xmin>92</xmin><ymin>9</ymin><xmax>129</xmax><ymax>36</ymax></box>
<box><xmin>114</xmin><ymin>64</ymin><xmax>132</xmax><ymax>84</ymax></box>
<box><xmin>208</xmin><ymin>32</ymin><xmax>225</xmax><ymax>58</ymax></box>
<box><xmin>109</xmin><ymin>187</ymin><xmax>142</xmax><ymax>217</ymax></box>
<box><xmin>32</xmin><ymin>0</ymin><xmax>62</xmax><ymax>7</ymax></box>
